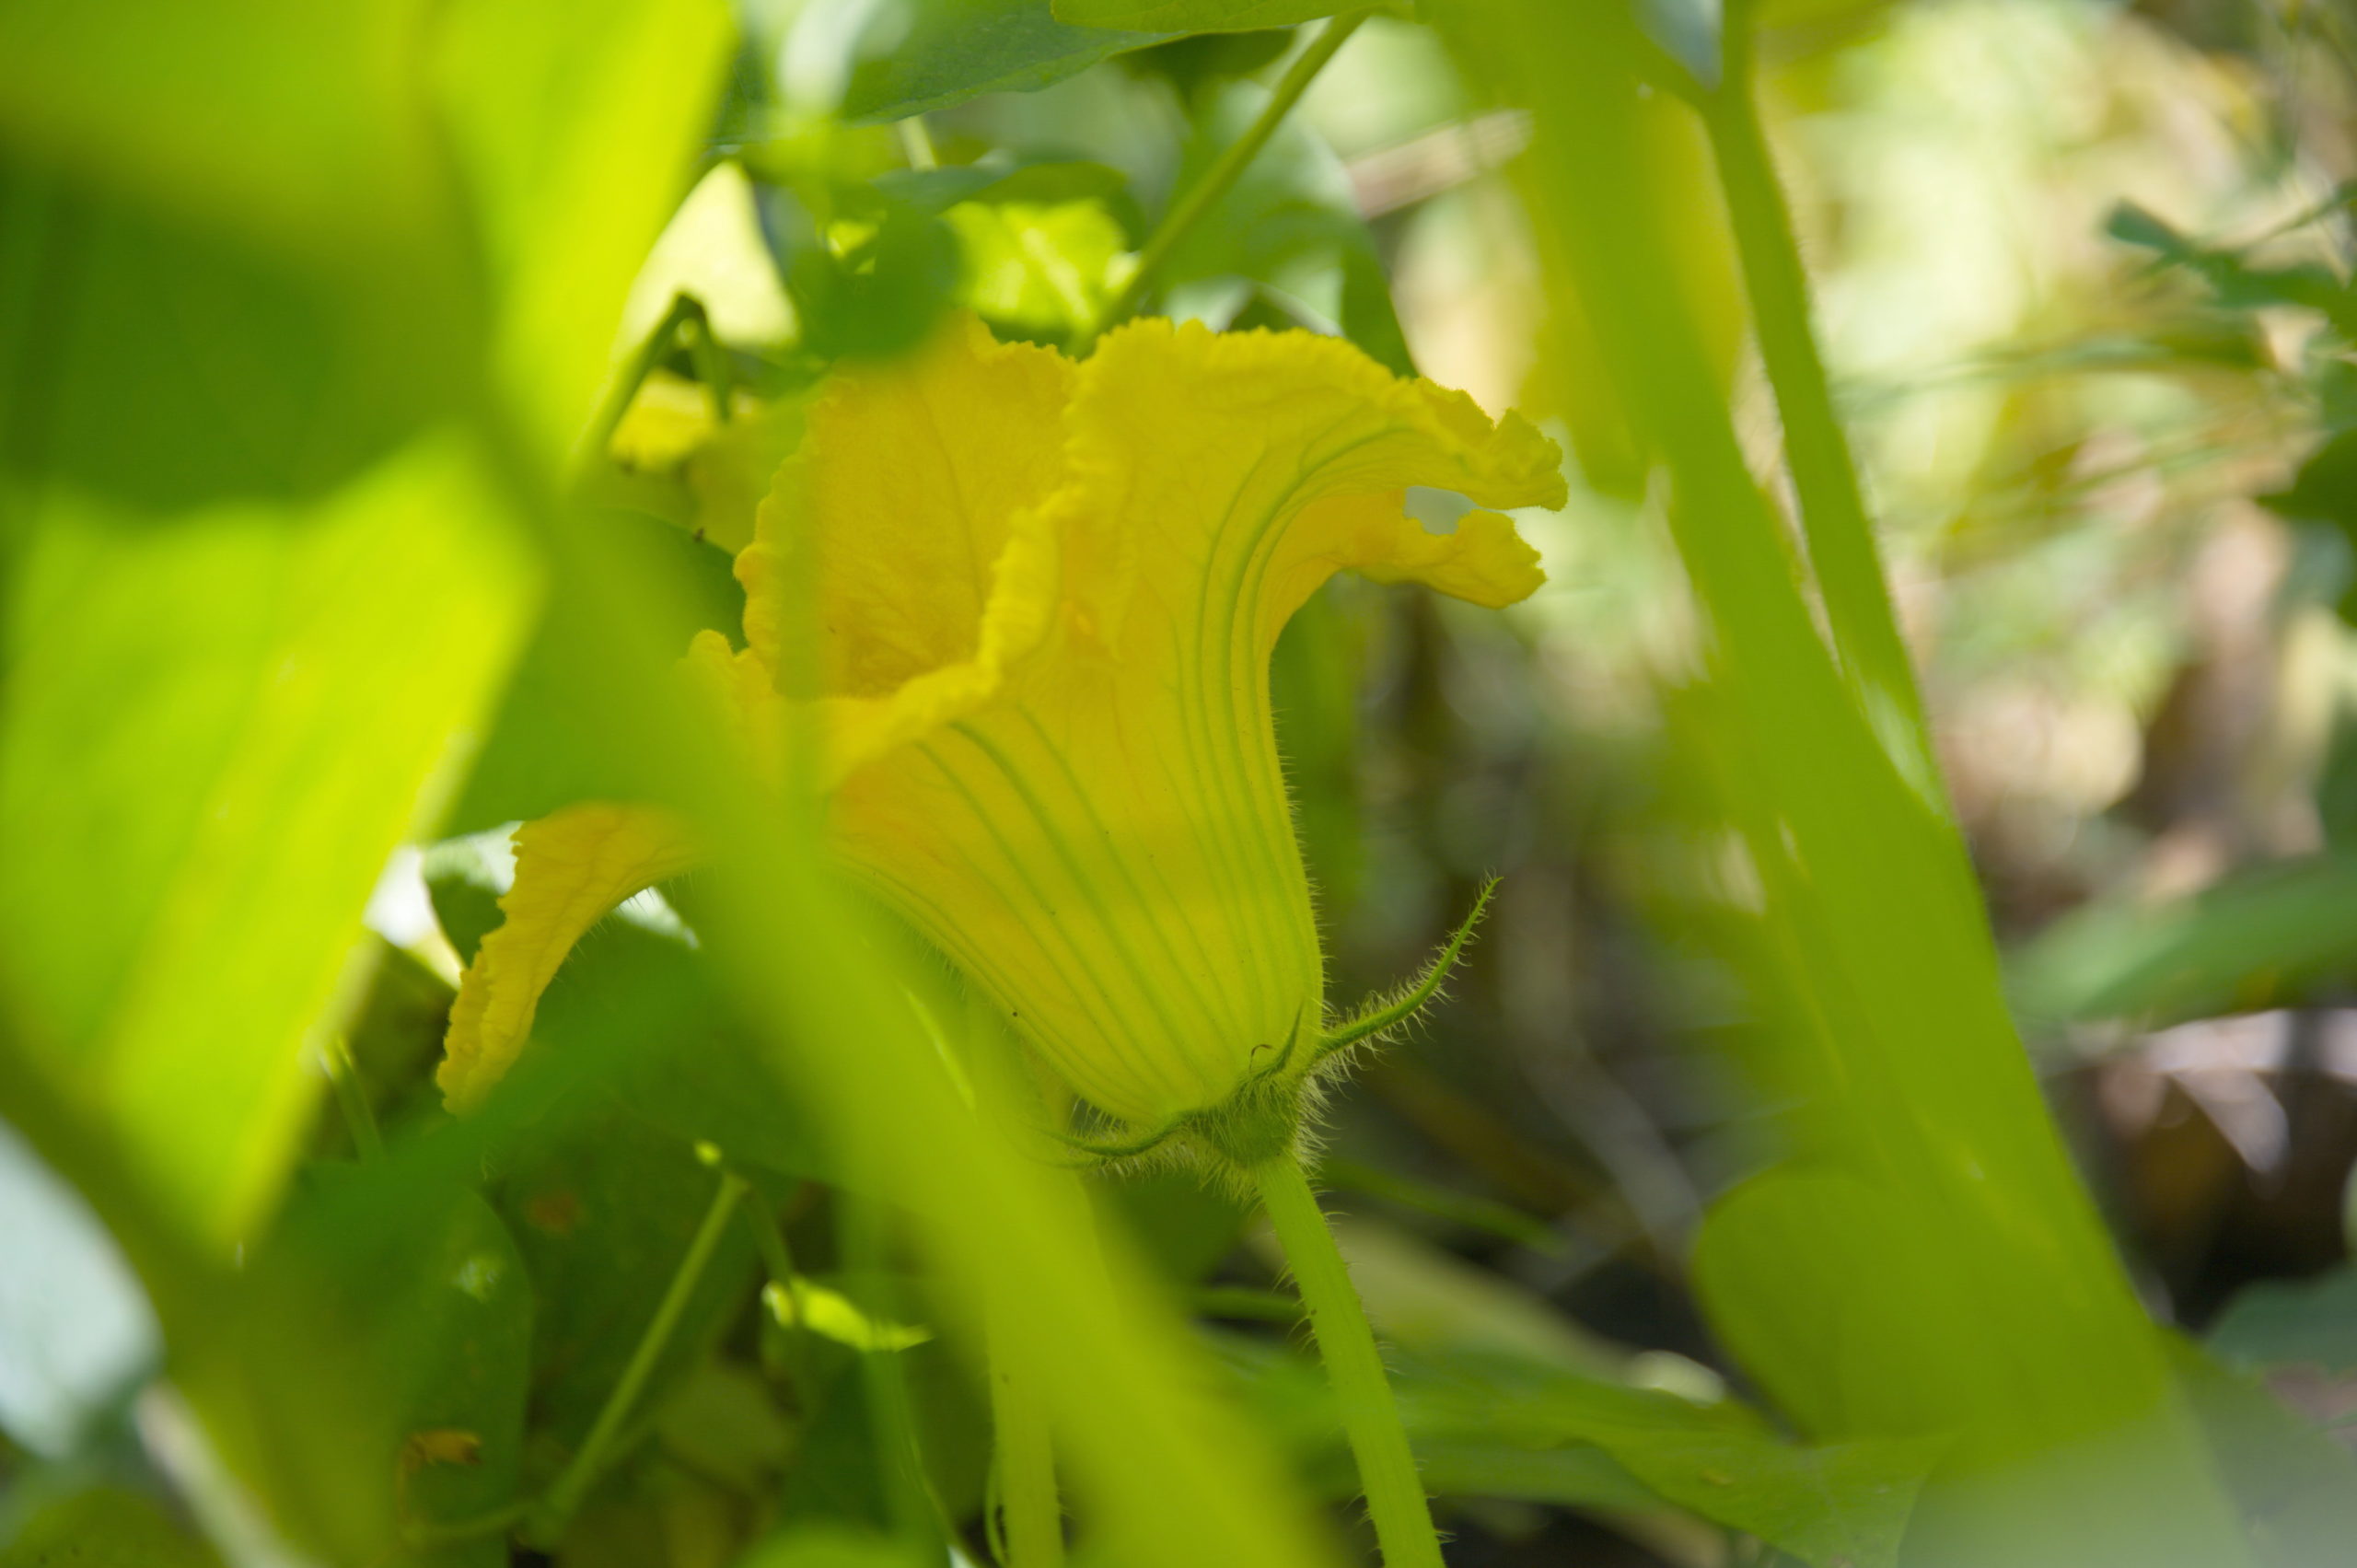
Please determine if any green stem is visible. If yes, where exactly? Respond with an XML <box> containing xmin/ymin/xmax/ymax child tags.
<box><xmin>586</xmin><ymin>290</ymin><xmax>721</xmax><ymax>457</ymax></box>
<box><xmin>1318</xmin><ymin>879</ymin><xmax>1495</xmax><ymax>1059</ymax></box>
<box><xmin>1100</xmin><ymin>10</ymin><xmax>1370</xmax><ymax>331</ymax></box>
<box><xmin>1255</xmin><ymin>1156</ymin><xmax>1444</xmax><ymax>1568</ymax></box>
<box><xmin>985</xmin><ymin>1283</ymin><xmax>1064</xmax><ymax>1568</ymax></box>
<box><xmin>525</xmin><ymin>1167</ymin><xmax>749</xmax><ymax>1547</ymax></box>
<box><xmin>1701</xmin><ymin>10</ymin><xmax>1930</xmax><ymax>755</ymax></box>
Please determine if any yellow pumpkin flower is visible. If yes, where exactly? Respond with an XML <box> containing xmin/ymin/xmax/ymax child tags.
<box><xmin>437</xmin><ymin>315</ymin><xmax>1563</xmax><ymax>1158</ymax></box>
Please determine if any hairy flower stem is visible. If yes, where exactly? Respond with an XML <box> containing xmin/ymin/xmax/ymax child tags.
<box><xmin>1099</xmin><ymin>10</ymin><xmax>1370</xmax><ymax>332</ymax></box>
<box><xmin>1701</xmin><ymin>1</ymin><xmax>1929</xmax><ymax>755</ymax></box>
<box><xmin>525</xmin><ymin>1167</ymin><xmax>748</xmax><ymax>1548</ymax></box>
<box><xmin>986</xmin><ymin>1281</ymin><xmax>1065</xmax><ymax>1568</ymax></box>
<box><xmin>1255</xmin><ymin>1155</ymin><xmax>1445</xmax><ymax>1568</ymax></box>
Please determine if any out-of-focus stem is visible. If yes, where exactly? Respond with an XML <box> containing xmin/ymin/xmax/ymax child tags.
<box><xmin>1701</xmin><ymin>6</ymin><xmax>1932</xmax><ymax>761</ymax></box>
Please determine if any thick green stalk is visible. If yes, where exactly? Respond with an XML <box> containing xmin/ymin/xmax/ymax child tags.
<box><xmin>1255</xmin><ymin>1156</ymin><xmax>1444</xmax><ymax>1568</ymax></box>
<box><xmin>986</xmin><ymin>1284</ymin><xmax>1065</xmax><ymax>1568</ymax></box>
<box><xmin>1701</xmin><ymin>8</ymin><xmax>1931</xmax><ymax>760</ymax></box>
<box><xmin>525</xmin><ymin>1167</ymin><xmax>748</xmax><ymax>1546</ymax></box>
<box><xmin>969</xmin><ymin>991</ymin><xmax>1067</xmax><ymax>1567</ymax></box>
<box><xmin>1100</xmin><ymin>11</ymin><xmax>1370</xmax><ymax>331</ymax></box>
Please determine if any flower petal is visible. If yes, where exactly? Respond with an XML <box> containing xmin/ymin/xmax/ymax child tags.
<box><xmin>825</xmin><ymin>321</ymin><xmax>1566</xmax><ymax>1130</ymax></box>
<box><xmin>1055</xmin><ymin>319</ymin><xmax>1566</xmax><ymax>656</ymax></box>
<box><xmin>436</xmin><ymin>802</ymin><xmax>701</xmax><ymax>1111</ymax></box>
<box><xmin>1271</xmin><ymin>494</ymin><xmax>1546</xmax><ymax>628</ymax></box>
<box><xmin>737</xmin><ymin>315</ymin><xmax>1071</xmax><ymax>781</ymax></box>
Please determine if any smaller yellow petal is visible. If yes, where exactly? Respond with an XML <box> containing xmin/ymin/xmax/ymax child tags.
<box><xmin>819</xmin><ymin>495</ymin><xmax>1059</xmax><ymax>784</ymax></box>
<box><xmin>741</xmin><ymin>314</ymin><xmax>1073</xmax><ymax>696</ymax></box>
<box><xmin>730</xmin><ymin>315</ymin><xmax>1072</xmax><ymax>785</ymax></box>
<box><xmin>683</xmin><ymin>401</ymin><xmax>802</xmax><ymax>554</ymax></box>
<box><xmin>437</xmin><ymin>803</ymin><xmax>702</xmax><ymax>1112</ymax></box>
<box><xmin>685</xmin><ymin>628</ymin><xmax>789</xmax><ymax>788</ymax></box>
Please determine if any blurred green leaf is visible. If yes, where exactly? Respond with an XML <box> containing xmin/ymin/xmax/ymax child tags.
<box><xmin>840</xmin><ymin>1</ymin><xmax>1173</xmax><ymax>122</ymax></box>
<box><xmin>2263</xmin><ymin>433</ymin><xmax>2357</xmax><ymax>621</ymax></box>
<box><xmin>1097</xmin><ymin>1170</ymin><xmax>1253</xmax><ymax>1287</ymax></box>
<box><xmin>1236</xmin><ymin>1330</ymin><xmax>1935</xmax><ymax>1566</ymax></box>
<box><xmin>0</xmin><ymin>159</ymin><xmax>470</xmax><ymax>515</ymax></box>
<box><xmin>738</xmin><ymin>1525</ymin><xmax>931</xmax><ymax>1568</ymax></box>
<box><xmin>1409</xmin><ymin>1443</ymin><xmax>1664</xmax><ymax>1513</ymax></box>
<box><xmin>582</xmin><ymin>910</ymin><xmax>823</xmax><ymax>1181</ymax></box>
<box><xmin>772</xmin><ymin>1338</ymin><xmax>899</xmax><ymax>1534</ymax></box>
<box><xmin>2173</xmin><ymin>1339</ymin><xmax>2357</xmax><ymax>1568</ymax></box>
<box><xmin>0</xmin><ymin>441</ymin><xmax>536</xmax><ymax>1249</ymax></box>
<box><xmin>2209</xmin><ymin>1268</ymin><xmax>2357</xmax><ymax>1376</ymax></box>
<box><xmin>873</xmin><ymin>167</ymin><xmax>1011</xmax><ymax>215</ymax></box>
<box><xmin>878</xmin><ymin>160</ymin><xmax>1136</xmax><ymax>223</ymax></box>
<box><xmin>1119</xmin><ymin>29</ymin><xmax>1299</xmax><ymax>101</ymax></box>
<box><xmin>1399</xmin><ymin>1349</ymin><xmax>1936</xmax><ymax>1568</ymax></box>
<box><xmin>1693</xmin><ymin>1172</ymin><xmax>1991</xmax><ymax>1438</ymax></box>
<box><xmin>0</xmin><ymin>1486</ymin><xmax>226</xmax><ymax>1568</ymax></box>
<box><xmin>1318</xmin><ymin>1156</ymin><xmax>1558</xmax><ymax>1253</ymax></box>
<box><xmin>653</xmin><ymin>1358</ymin><xmax>795</xmax><ymax>1496</ymax></box>
<box><xmin>1158</xmin><ymin>78</ymin><xmax>1414</xmax><ymax>376</ymax></box>
<box><xmin>781</xmin><ymin>1279</ymin><xmax>933</xmax><ymax>1353</ymax></box>
<box><xmin>435</xmin><ymin>0</ymin><xmax>737</xmax><ymax>463</ymax></box>
<box><xmin>1283</xmin><ymin>1214</ymin><xmax>1933</xmax><ymax>1564</ymax></box>
<box><xmin>425</xmin><ymin>852</ymin><xmax>509</xmax><ymax>974</ymax></box>
<box><xmin>499</xmin><ymin>1111</ymin><xmax>760</xmax><ymax>1453</ymax></box>
<box><xmin>789</xmin><ymin>202</ymin><xmax>963</xmax><ymax>364</ymax></box>
<box><xmin>233</xmin><ymin>1165</ymin><xmax>534</xmax><ymax>1566</ymax></box>
<box><xmin>444</xmin><ymin>512</ymin><xmax>742</xmax><ymax>841</ymax></box>
<box><xmin>2008</xmin><ymin>854</ymin><xmax>2357</xmax><ymax>1028</ymax></box>
<box><xmin>946</xmin><ymin>199</ymin><xmax>1131</xmax><ymax>337</ymax></box>
<box><xmin>2107</xmin><ymin>200</ymin><xmax>2357</xmax><ymax>338</ymax></box>
<box><xmin>1056</xmin><ymin>0</ymin><xmax>1361</xmax><ymax>30</ymax></box>
<box><xmin>0</xmin><ymin>0</ymin><xmax>448</xmax><ymax>257</ymax></box>
<box><xmin>329</xmin><ymin>942</ymin><xmax>460</xmax><ymax>1153</ymax></box>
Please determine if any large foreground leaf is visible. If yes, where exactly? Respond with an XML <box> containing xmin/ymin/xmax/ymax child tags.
<box><xmin>1437</xmin><ymin>4</ymin><xmax>2253</xmax><ymax>1563</ymax></box>
<box><xmin>0</xmin><ymin>441</ymin><xmax>533</xmax><ymax>1249</ymax></box>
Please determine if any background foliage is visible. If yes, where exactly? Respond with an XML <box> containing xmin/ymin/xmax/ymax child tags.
<box><xmin>6</xmin><ymin>0</ymin><xmax>2357</xmax><ymax>1564</ymax></box>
